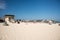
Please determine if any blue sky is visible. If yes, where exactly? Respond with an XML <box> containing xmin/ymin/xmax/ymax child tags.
<box><xmin>0</xmin><ymin>0</ymin><xmax>60</xmax><ymax>21</ymax></box>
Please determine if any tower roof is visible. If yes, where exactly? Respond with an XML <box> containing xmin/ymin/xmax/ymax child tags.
<box><xmin>5</xmin><ymin>15</ymin><xmax>14</xmax><ymax>17</ymax></box>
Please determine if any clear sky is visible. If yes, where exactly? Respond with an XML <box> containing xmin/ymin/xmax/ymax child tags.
<box><xmin>0</xmin><ymin>0</ymin><xmax>60</xmax><ymax>21</ymax></box>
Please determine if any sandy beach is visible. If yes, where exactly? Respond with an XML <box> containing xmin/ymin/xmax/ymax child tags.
<box><xmin>0</xmin><ymin>22</ymin><xmax>60</xmax><ymax>40</ymax></box>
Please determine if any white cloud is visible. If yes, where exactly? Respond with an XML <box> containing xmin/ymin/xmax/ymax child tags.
<box><xmin>0</xmin><ymin>0</ymin><xmax>6</xmax><ymax>9</ymax></box>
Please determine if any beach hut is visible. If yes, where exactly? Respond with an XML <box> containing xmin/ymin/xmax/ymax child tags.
<box><xmin>4</xmin><ymin>15</ymin><xmax>14</xmax><ymax>20</ymax></box>
<box><xmin>4</xmin><ymin>15</ymin><xmax>15</xmax><ymax>23</ymax></box>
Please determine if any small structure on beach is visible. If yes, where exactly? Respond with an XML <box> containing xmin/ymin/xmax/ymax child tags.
<box><xmin>4</xmin><ymin>15</ymin><xmax>15</xmax><ymax>23</ymax></box>
<box><xmin>4</xmin><ymin>15</ymin><xmax>14</xmax><ymax>20</ymax></box>
<box><xmin>4</xmin><ymin>15</ymin><xmax>15</xmax><ymax>26</ymax></box>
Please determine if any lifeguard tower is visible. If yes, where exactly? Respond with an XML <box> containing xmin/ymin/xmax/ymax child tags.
<box><xmin>4</xmin><ymin>15</ymin><xmax>15</xmax><ymax>23</ymax></box>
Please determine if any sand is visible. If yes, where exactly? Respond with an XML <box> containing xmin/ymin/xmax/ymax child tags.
<box><xmin>0</xmin><ymin>22</ymin><xmax>60</xmax><ymax>40</ymax></box>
